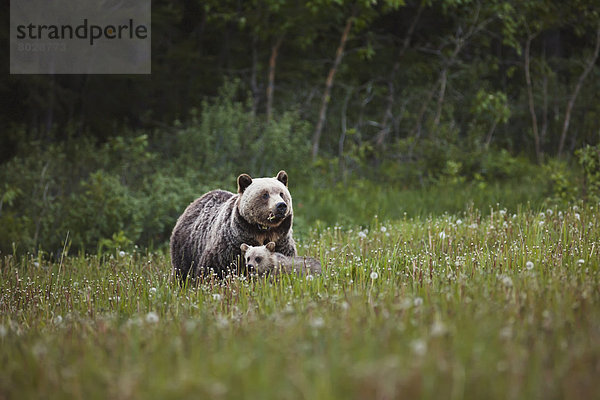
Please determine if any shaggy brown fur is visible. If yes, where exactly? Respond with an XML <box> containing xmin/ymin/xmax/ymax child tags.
<box><xmin>170</xmin><ymin>171</ymin><xmax>296</xmax><ymax>280</ymax></box>
<box><xmin>240</xmin><ymin>242</ymin><xmax>321</xmax><ymax>276</ymax></box>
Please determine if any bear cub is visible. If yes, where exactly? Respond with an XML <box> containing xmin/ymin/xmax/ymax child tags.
<box><xmin>240</xmin><ymin>242</ymin><xmax>321</xmax><ymax>276</ymax></box>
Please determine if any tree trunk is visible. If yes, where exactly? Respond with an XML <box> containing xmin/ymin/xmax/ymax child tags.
<box><xmin>266</xmin><ymin>36</ymin><xmax>284</xmax><ymax>122</ymax></box>
<box><xmin>311</xmin><ymin>13</ymin><xmax>355</xmax><ymax>160</ymax></box>
<box><xmin>250</xmin><ymin>35</ymin><xmax>260</xmax><ymax>116</ymax></box>
<box><xmin>558</xmin><ymin>25</ymin><xmax>600</xmax><ymax>158</ymax></box>
<box><xmin>375</xmin><ymin>3</ymin><xmax>423</xmax><ymax>147</ymax></box>
<box><xmin>338</xmin><ymin>85</ymin><xmax>354</xmax><ymax>176</ymax></box>
<box><xmin>524</xmin><ymin>33</ymin><xmax>542</xmax><ymax>163</ymax></box>
<box><xmin>432</xmin><ymin>67</ymin><xmax>448</xmax><ymax>130</ymax></box>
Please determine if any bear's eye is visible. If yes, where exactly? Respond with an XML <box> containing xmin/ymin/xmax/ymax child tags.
<box><xmin>255</xmin><ymin>257</ymin><xmax>262</xmax><ymax>263</ymax></box>
<box><xmin>280</xmin><ymin>192</ymin><xmax>284</xmax><ymax>198</ymax></box>
<box><xmin>262</xmin><ymin>192</ymin><xmax>269</xmax><ymax>200</ymax></box>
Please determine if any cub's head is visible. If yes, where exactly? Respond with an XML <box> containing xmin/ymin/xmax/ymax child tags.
<box><xmin>237</xmin><ymin>170</ymin><xmax>293</xmax><ymax>228</ymax></box>
<box><xmin>240</xmin><ymin>242</ymin><xmax>276</xmax><ymax>274</ymax></box>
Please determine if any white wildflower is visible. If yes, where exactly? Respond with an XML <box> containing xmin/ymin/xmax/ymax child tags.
<box><xmin>53</xmin><ymin>315</ymin><xmax>63</xmax><ymax>325</ymax></box>
<box><xmin>546</xmin><ymin>209</ymin><xmax>553</xmax><ymax>216</ymax></box>
<box><xmin>370</xmin><ymin>271</ymin><xmax>379</xmax><ymax>280</ymax></box>
<box><xmin>212</xmin><ymin>293</ymin><xmax>222</xmax><ymax>301</ymax></box>
<box><xmin>577</xmin><ymin>259</ymin><xmax>585</xmax><ymax>265</ymax></box>
<box><xmin>149</xmin><ymin>287</ymin><xmax>157</xmax><ymax>295</ymax></box>
<box><xmin>358</xmin><ymin>230</ymin><xmax>367</xmax><ymax>239</ymax></box>
<box><xmin>306</xmin><ymin>274</ymin><xmax>314</xmax><ymax>281</ymax></box>
<box><xmin>439</xmin><ymin>231</ymin><xmax>446</xmax><ymax>239</ymax></box>
<box><xmin>380</xmin><ymin>226</ymin><xmax>387</xmax><ymax>233</ymax></box>
<box><xmin>118</xmin><ymin>250</ymin><xmax>126</xmax><ymax>257</ymax></box>
<box><xmin>574</xmin><ymin>213</ymin><xmax>580</xmax><ymax>221</ymax></box>
<box><xmin>456</xmin><ymin>219</ymin><xmax>463</xmax><ymax>225</ymax></box>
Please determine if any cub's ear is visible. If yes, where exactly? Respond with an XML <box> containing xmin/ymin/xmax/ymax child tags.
<box><xmin>237</xmin><ymin>174</ymin><xmax>253</xmax><ymax>193</ymax></box>
<box><xmin>265</xmin><ymin>242</ymin><xmax>276</xmax><ymax>252</ymax></box>
<box><xmin>240</xmin><ymin>243</ymin><xmax>249</xmax><ymax>252</ymax></box>
<box><xmin>276</xmin><ymin>170</ymin><xmax>288</xmax><ymax>187</ymax></box>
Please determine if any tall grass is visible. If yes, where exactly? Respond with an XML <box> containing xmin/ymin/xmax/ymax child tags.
<box><xmin>1</xmin><ymin>203</ymin><xmax>598</xmax><ymax>399</ymax></box>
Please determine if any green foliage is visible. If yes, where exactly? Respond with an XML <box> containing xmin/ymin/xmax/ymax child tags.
<box><xmin>546</xmin><ymin>160</ymin><xmax>578</xmax><ymax>203</ymax></box>
<box><xmin>547</xmin><ymin>144</ymin><xmax>600</xmax><ymax>204</ymax></box>
<box><xmin>575</xmin><ymin>144</ymin><xmax>600</xmax><ymax>202</ymax></box>
<box><xmin>65</xmin><ymin>171</ymin><xmax>143</xmax><ymax>251</ymax></box>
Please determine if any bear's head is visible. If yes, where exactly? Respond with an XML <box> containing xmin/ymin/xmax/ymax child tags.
<box><xmin>240</xmin><ymin>242</ymin><xmax>276</xmax><ymax>274</ymax></box>
<box><xmin>237</xmin><ymin>170</ymin><xmax>293</xmax><ymax>229</ymax></box>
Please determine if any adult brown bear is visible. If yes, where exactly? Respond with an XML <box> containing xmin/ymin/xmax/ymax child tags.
<box><xmin>170</xmin><ymin>171</ymin><xmax>296</xmax><ymax>280</ymax></box>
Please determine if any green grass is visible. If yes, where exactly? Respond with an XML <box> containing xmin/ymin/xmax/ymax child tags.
<box><xmin>1</xmin><ymin>203</ymin><xmax>599</xmax><ymax>399</ymax></box>
<box><xmin>293</xmin><ymin>179</ymin><xmax>548</xmax><ymax>237</ymax></box>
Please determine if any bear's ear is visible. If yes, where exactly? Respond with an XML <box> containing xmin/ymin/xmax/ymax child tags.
<box><xmin>276</xmin><ymin>170</ymin><xmax>288</xmax><ymax>187</ymax></box>
<box><xmin>265</xmin><ymin>242</ymin><xmax>276</xmax><ymax>252</ymax></box>
<box><xmin>240</xmin><ymin>243</ymin><xmax>249</xmax><ymax>252</ymax></box>
<box><xmin>237</xmin><ymin>174</ymin><xmax>253</xmax><ymax>193</ymax></box>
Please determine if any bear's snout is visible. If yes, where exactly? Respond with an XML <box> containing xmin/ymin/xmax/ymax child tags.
<box><xmin>275</xmin><ymin>202</ymin><xmax>287</xmax><ymax>214</ymax></box>
<box><xmin>246</xmin><ymin>263</ymin><xmax>254</xmax><ymax>270</ymax></box>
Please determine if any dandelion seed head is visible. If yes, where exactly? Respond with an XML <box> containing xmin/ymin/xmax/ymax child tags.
<box><xmin>145</xmin><ymin>312</ymin><xmax>159</xmax><ymax>324</ymax></box>
<box><xmin>431</xmin><ymin>320</ymin><xmax>448</xmax><ymax>337</ymax></box>
<box><xmin>526</xmin><ymin>261</ymin><xmax>534</xmax><ymax>270</ymax></box>
<box><xmin>310</xmin><ymin>317</ymin><xmax>325</xmax><ymax>329</ymax></box>
<box><xmin>118</xmin><ymin>250</ymin><xmax>126</xmax><ymax>257</ymax></box>
<box><xmin>216</xmin><ymin>315</ymin><xmax>229</xmax><ymax>328</ymax></box>
<box><xmin>370</xmin><ymin>271</ymin><xmax>379</xmax><ymax>280</ymax></box>
<box><xmin>411</xmin><ymin>339</ymin><xmax>427</xmax><ymax>356</ymax></box>
<box><xmin>501</xmin><ymin>275</ymin><xmax>513</xmax><ymax>288</ymax></box>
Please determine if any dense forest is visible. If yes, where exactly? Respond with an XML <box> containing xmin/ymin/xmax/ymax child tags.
<box><xmin>1</xmin><ymin>0</ymin><xmax>600</xmax><ymax>254</ymax></box>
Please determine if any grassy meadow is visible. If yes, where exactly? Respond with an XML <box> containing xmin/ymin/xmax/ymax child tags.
<box><xmin>1</xmin><ymin>203</ymin><xmax>599</xmax><ymax>399</ymax></box>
